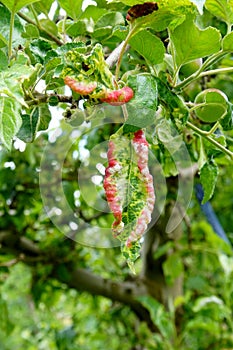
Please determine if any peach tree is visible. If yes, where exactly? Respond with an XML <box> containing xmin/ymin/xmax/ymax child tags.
<box><xmin>0</xmin><ymin>0</ymin><xmax>233</xmax><ymax>349</ymax></box>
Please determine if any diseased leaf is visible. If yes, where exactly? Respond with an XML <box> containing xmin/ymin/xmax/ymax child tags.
<box><xmin>1</xmin><ymin>0</ymin><xmax>40</xmax><ymax>13</ymax></box>
<box><xmin>205</xmin><ymin>0</ymin><xmax>233</xmax><ymax>25</ymax></box>
<box><xmin>200</xmin><ymin>161</ymin><xmax>218</xmax><ymax>203</ymax></box>
<box><xmin>169</xmin><ymin>15</ymin><xmax>221</xmax><ymax>69</ymax></box>
<box><xmin>0</xmin><ymin>97</ymin><xmax>22</xmax><ymax>150</ymax></box>
<box><xmin>104</xmin><ymin>128</ymin><xmax>155</xmax><ymax>266</ymax></box>
<box><xmin>129</xmin><ymin>29</ymin><xmax>165</xmax><ymax>65</ymax></box>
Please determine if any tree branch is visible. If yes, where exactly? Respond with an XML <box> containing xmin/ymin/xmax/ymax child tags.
<box><xmin>17</xmin><ymin>11</ymin><xmax>64</xmax><ymax>46</ymax></box>
<box><xmin>52</xmin><ymin>265</ymin><xmax>157</xmax><ymax>331</ymax></box>
<box><xmin>106</xmin><ymin>41</ymin><xmax>130</xmax><ymax>69</ymax></box>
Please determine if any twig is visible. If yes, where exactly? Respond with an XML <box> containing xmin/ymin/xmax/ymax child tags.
<box><xmin>106</xmin><ymin>41</ymin><xmax>130</xmax><ymax>69</ymax></box>
<box><xmin>17</xmin><ymin>11</ymin><xmax>63</xmax><ymax>46</ymax></box>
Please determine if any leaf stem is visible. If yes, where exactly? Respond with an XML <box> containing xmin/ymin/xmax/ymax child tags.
<box><xmin>186</xmin><ymin>121</ymin><xmax>233</xmax><ymax>158</ymax></box>
<box><xmin>199</xmin><ymin>66</ymin><xmax>233</xmax><ymax>78</ymax></box>
<box><xmin>115</xmin><ymin>23</ymin><xmax>139</xmax><ymax>81</ymax></box>
<box><xmin>8</xmin><ymin>10</ymin><xmax>15</xmax><ymax>60</ymax></box>
<box><xmin>174</xmin><ymin>51</ymin><xmax>228</xmax><ymax>90</ymax></box>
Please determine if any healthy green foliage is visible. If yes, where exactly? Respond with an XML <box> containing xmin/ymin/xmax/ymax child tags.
<box><xmin>200</xmin><ymin>161</ymin><xmax>219</xmax><ymax>203</ymax></box>
<box><xmin>169</xmin><ymin>15</ymin><xmax>221</xmax><ymax>70</ymax></box>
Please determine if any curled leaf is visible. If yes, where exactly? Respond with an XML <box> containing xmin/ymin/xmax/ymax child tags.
<box><xmin>64</xmin><ymin>76</ymin><xmax>97</xmax><ymax>95</ymax></box>
<box><xmin>104</xmin><ymin>128</ymin><xmax>155</xmax><ymax>265</ymax></box>
<box><xmin>100</xmin><ymin>86</ymin><xmax>134</xmax><ymax>106</ymax></box>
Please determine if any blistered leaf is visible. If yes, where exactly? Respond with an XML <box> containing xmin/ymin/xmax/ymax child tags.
<box><xmin>0</xmin><ymin>96</ymin><xmax>22</xmax><ymax>150</ymax></box>
<box><xmin>169</xmin><ymin>15</ymin><xmax>221</xmax><ymax>69</ymax></box>
<box><xmin>200</xmin><ymin>161</ymin><xmax>218</xmax><ymax>203</ymax></box>
<box><xmin>205</xmin><ymin>0</ymin><xmax>233</xmax><ymax>25</ymax></box>
<box><xmin>129</xmin><ymin>29</ymin><xmax>165</xmax><ymax>65</ymax></box>
<box><xmin>104</xmin><ymin>128</ymin><xmax>155</xmax><ymax>266</ymax></box>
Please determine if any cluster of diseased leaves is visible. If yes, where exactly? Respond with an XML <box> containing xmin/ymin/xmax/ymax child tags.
<box><xmin>62</xmin><ymin>44</ymin><xmax>134</xmax><ymax>105</ymax></box>
<box><xmin>62</xmin><ymin>45</ymin><xmax>157</xmax><ymax>264</ymax></box>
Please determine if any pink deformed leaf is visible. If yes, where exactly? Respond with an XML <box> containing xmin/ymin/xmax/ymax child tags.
<box><xmin>100</xmin><ymin>86</ymin><xmax>134</xmax><ymax>106</ymax></box>
<box><xmin>104</xmin><ymin>128</ymin><xmax>155</xmax><ymax>265</ymax></box>
<box><xmin>64</xmin><ymin>76</ymin><xmax>97</xmax><ymax>95</ymax></box>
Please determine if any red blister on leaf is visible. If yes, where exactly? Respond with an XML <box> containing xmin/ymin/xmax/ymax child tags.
<box><xmin>100</xmin><ymin>86</ymin><xmax>134</xmax><ymax>106</ymax></box>
<box><xmin>104</xmin><ymin>129</ymin><xmax>155</xmax><ymax>264</ymax></box>
<box><xmin>64</xmin><ymin>76</ymin><xmax>97</xmax><ymax>95</ymax></box>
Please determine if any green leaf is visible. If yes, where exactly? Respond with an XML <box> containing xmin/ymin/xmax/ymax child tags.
<box><xmin>156</xmin><ymin>119</ymin><xmax>183</xmax><ymax>155</ymax></box>
<box><xmin>200</xmin><ymin>161</ymin><xmax>218</xmax><ymax>203</ymax></box>
<box><xmin>0</xmin><ymin>63</ymin><xmax>34</xmax><ymax>107</ymax></box>
<box><xmin>169</xmin><ymin>15</ymin><xmax>221</xmax><ymax>69</ymax></box>
<box><xmin>125</xmin><ymin>73</ymin><xmax>158</xmax><ymax>129</ymax></box>
<box><xmin>205</xmin><ymin>0</ymin><xmax>233</xmax><ymax>25</ymax></box>
<box><xmin>190</xmin><ymin>0</ymin><xmax>206</xmax><ymax>14</ymax></box>
<box><xmin>110</xmin><ymin>0</ymin><xmax>144</xmax><ymax>5</ymax></box>
<box><xmin>80</xmin><ymin>5</ymin><xmax>108</xmax><ymax>21</ymax></box>
<box><xmin>28</xmin><ymin>39</ymin><xmax>53</xmax><ymax>64</ymax></box>
<box><xmin>0</xmin><ymin>96</ymin><xmax>22</xmax><ymax>150</ymax></box>
<box><xmin>163</xmin><ymin>252</ymin><xmax>184</xmax><ymax>285</ymax></box>
<box><xmin>137</xmin><ymin>296</ymin><xmax>175</xmax><ymax>339</ymax></box>
<box><xmin>129</xmin><ymin>30</ymin><xmax>165</xmax><ymax>65</ymax></box>
<box><xmin>0</xmin><ymin>33</ymin><xmax>8</xmax><ymax>48</ymax></box>
<box><xmin>0</xmin><ymin>296</ymin><xmax>14</xmax><ymax>335</ymax></box>
<box><xmin>0</xmin><ymin>50</ymin><xmax>8</xmax><ymax>71</ymax></box>
<box><xmin>58</xmin><ymin>0</ymin><xmax>83</xmax><ymax>20</ymax></box>
<box><xmin>21</xmin><ymin>23</ymin><xmax>39</xmax><ymax>39</ymax></box>
<box><xmin>220</xmin><ymin>101</ymin><xmax>233</xmax><ymax>130</ymax></box>
<box><xmin>67</xmin><ymin>20</ymin><xmax>94</xmax><ymax>37</ymax></box>
<box><xmin>33</xmin><ymin>0</ymin><xmax>53</xmax><ymax>16</ymax></box>
<box><xmin>17</xmin><ymin>108</ymin><xmax>40</xmax><ymax>142</ymax></box>
<box><xmin>39</xmin><ymin>19</ymin><xmax>58</xmax><ymax>37</ymax></box>
<box><xmin>155</xmin><ymin>77</ymin><xmax>189</xmax><ymax>124</ymax></box>
<box><xmin>37</xmin><ymin>104</ymin><xmax>51</xmax><ymax>131</ymax></box>
<box><xmin>95</xmin><ymin>12</ymin><xmax>125</xmax><ymax>28</ymax></box>
<box><xmin>0</xmin><ymin>6</ymin><xmax>24</xmax><ymax>47</ymax></box>
<box><xmin>1</xmin><ymin>0</ymin><xmax>40</xmax><ymax>13</ymax></box>
<box><xmin>222</xmin><ymin>31</ymin><xmax>233</xmax><ymax>51</ymax></box>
